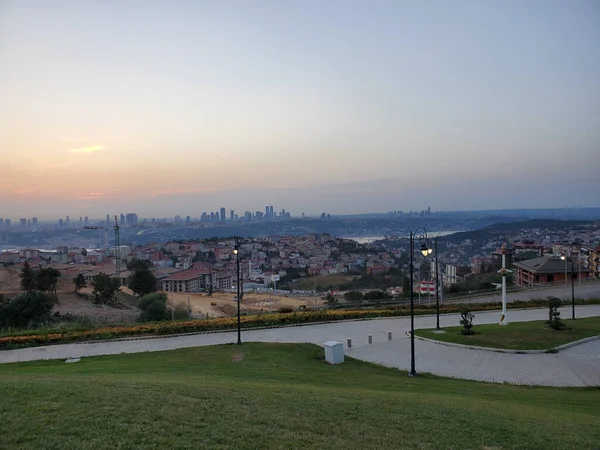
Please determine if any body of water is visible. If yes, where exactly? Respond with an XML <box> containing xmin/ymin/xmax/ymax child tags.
<box><xmin>346</xmin><ymin>231</ymin><xmax>460</xmax><ymax>244</ymax></box>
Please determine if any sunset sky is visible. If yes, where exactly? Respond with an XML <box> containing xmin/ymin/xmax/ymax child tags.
<box><xmin>1</xmin><ymin>0</ymin><xmax>599</xmax><ymax>219</ymax></box>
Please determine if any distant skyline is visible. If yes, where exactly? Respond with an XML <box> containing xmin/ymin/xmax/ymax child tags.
<box><xmin>1</xmin><ymin>0</ymin><xmax>599</xmax><ymax>219</ymax></box>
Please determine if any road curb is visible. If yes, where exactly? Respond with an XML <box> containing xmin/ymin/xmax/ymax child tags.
<box><xmin>414</xmin><ymin>333</ymin><xmax>600</xmax><ymax>354</ymax></box>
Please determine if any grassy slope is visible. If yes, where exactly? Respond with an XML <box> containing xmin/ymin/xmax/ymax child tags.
<box><xmin>415</xmin><ymin>317</ymin><xmax>600</xmax><ymax>350</ymax></box>
<box><xmin>1</xmin><ymin>343</ymin><xmax>599</xmax><ymax>450</ymax></box>
<box><xmin>291</xmin><ymin>274</ymin><xmax>353</xmax><ymax>290</ymax></box>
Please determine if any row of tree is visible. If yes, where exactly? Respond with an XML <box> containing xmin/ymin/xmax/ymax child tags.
<box><xmin>19</xmin><ymin>262</ymin><xmax>61</xmax><ymax>302</ymax></box>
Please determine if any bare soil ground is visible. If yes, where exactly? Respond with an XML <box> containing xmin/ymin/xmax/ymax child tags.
<box><xmin>166</xmin><ymin>291</ymin><xmax>324</xmax><ymax>318</ymax></box>
<box><xmin>1</xmin><ymin>266</ymin><xmax>325</xmax><ymax>321</ymax></box>
<box><xmin>1</xmin><ymin>266</ymin><xmax>138</xmax><ymax>323</ymax></box>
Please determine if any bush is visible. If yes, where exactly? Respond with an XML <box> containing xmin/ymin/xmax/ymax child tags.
<box><xmin>459</xmin><ymin>304</ymin><xmax>475</xmax><ymax>335</ymax></box>
<box><xmin>364</xmin><ymin>290</ymin><xmax>385</xmax><ymax>300</ymax></box>
<box><xmin>343</xmin><ymin>291</ymin><xmax>364</xmax><ymax>303</ymax></box>
<box><xmin>171</xmin><ymin>303</ymin><xmax>191</xmax><ymax>321</ymax></box>
<box><xmin>547</xmin><ymin>296</ymin><xmax>564</xmax><ymax>330</ymax></box>
<box><xmin>138</xmin><ymin>293</ymin><xmax>169</xmax><ymax>322</ymax></box>
<box><xmin>278</xmin><ymin>307</ymin><xmax>294</xmax><ymax>314</ymax></box>
<box><xmin>0</xmin><ymin>291</ymin><xmax>55</xmax><ymax>329</ymax></box>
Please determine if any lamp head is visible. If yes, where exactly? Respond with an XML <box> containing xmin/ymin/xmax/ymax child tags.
<box><xmin>420</xmin><ymin>243</ymin><xmax>429</xmax><ymax>257</ymax></box>
<box><xmin>233</xmin><ymin>246</ymin><xmax>238</xmax><ymax>255</ymax></box>
<box><xmin>560</xmin><ymin>255</ymin><xmax>565</xmax><ymax>261</ymax></box>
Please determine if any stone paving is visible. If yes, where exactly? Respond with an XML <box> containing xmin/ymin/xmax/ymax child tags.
<box><xmin>1</xmin><ymin>306</ymin><xmax>599</xmax><ymax>387</ymax></box>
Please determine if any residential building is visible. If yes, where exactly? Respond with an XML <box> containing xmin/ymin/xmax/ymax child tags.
<box><xmin>513</xmin><ymin>256</ymin><xmax>589</xmax><ymax>288</ymax></box>
<box><xmin>512</xmin><ymin>241</ymin><xmax>544</xmax><ymax>263</ymax></box>
<box><xmin>160</xmin><ymin>269</ymin><xmax>212</xmax><ymax>293</ymax></box>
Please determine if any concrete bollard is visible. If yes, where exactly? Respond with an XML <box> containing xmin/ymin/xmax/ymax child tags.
<box><xmin>368</xmin><ymin>334</ymin><xmax>373</xmax><ymax>344</ymax></box>
<box><xmin>347</xmin><ymin>338</ymin><xmax>352</xmax><ymax>348</ymax></box>
<box><xmin>388</xmin><ymin>331</ymin><xmax>392</xmax><ymax>341</ymax></box>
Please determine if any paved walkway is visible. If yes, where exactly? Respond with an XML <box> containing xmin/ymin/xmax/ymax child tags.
<box><xmin>1</xmin><ymin>306</ymin><xmax>599</xmax><ymax>387</ymax></box>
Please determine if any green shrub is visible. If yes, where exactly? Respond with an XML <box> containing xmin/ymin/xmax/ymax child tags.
<box><xmin>0</xmin><ymin>291</ymin><xmax>55</xmax><ymax>329</ymax></box>
<box><xmin>138</xmin><ymin>293</ymin><xmax>169</xmax><ymax>322</ymax></box>
<box><xmin>172</xmin><ymin>304</ymin><xmax>191</xmax><ymax>321</ymax></box>
<box><xmin>547</xmin><ymin>296</ymin><xmax>564</xmax><ymax>330</ymax></box>
<box><xmin>278</xmin><ymin>307</ymin><xmax>294</xmax><ymax>314</ymax></box>
<box><xmin>364</xmin><ymin>290</ymin><xmax>385</xmax><ymax>300</ymax></box>
<box><xmin>459</xmin><ymin>304</ymin><xmax>475</xmax><ymax>335</ymax></box>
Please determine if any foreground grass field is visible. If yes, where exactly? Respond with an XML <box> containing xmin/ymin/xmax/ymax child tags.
<box><xmin>1</xmin><ymin>344</ymin><xmax>599</xmax><ymax>450</ymax></box>
<box><xmin>415</xmin><ymin>316</ymin><xmax>600</xmax><ymax>350</ymax></box>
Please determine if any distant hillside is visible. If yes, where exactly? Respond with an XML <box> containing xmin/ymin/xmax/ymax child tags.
<box><xmin>445</xmin><ymin>219</ymin><xmax>596</xmax><ymax>244</ymax></box>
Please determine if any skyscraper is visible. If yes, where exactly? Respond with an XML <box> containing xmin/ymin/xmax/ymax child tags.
<box><xmin>269</xmin><ymin>205</ymin><xmax>274</xmax><ymax>218</ymax></box>
<box><xmin>230</xmin><ymin>209</ymin><xmax>234</xmax><ymax>221</ymax></box>
<box><xmin>265</xmin><ymin>205</ymin><xmax>269</xmax><ymax>218</ymax></box>
<box><xmin>32</xmin><ymin>217</ymin><xmax>38</xmax><ymax>227</ymax></box>
<box><xmin>20</xmin><ymin>218</ymin><xmax>26</xmax><ymax>228</ymax></box>
<box><xmin>5</xmin><ymin>219</ymin><xmax>10</xmax><ymax>228</ymax></box>
<box><xmin>0</xmin><ymin>218</ymin><xmax>4</xmax><ymax>229</ymax></box>
<box><xmin>106</xmin><ymin>214</ymin><xmax>110</xmax><ymax>227</ymax></box>
<box><xmin>220</xmin><ymin>207</ymin><xmax>226</xmax><ymax>222</ymax></box>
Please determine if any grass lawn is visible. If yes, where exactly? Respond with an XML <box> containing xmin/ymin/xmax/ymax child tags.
<box><xmin>1</xmin><ymin>344</ymin><xmax>599</xmax><ymax>450</ymax></box>
<box><xmin>415</xmin><ymin>316</ymin><xmax>600</xmax><ymax>350</ymax></box>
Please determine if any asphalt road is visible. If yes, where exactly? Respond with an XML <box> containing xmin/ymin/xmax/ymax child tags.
<box><xmin>454</xmin><ymin>281</ymin><xmax>600</xmax><ymax>305</ymax></box>
<box><xmin>2</xmin><ymin>306</ymin><xmax>599</xmax><ymax>387</ymax></box>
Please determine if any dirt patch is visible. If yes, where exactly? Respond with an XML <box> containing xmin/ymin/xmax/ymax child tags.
<box><xmin>231</xmin><ymin>353</ymin><xmax>245</xmax><ymax>362</ymax></box>
<box><xmin>166</xmin><ymin>291</ymin><xmax>324</xmax><ymax>318</ymax></box>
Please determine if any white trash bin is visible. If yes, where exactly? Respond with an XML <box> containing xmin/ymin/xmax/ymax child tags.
<box><xmin>323</xmin><ymin>341</ymin><xmax>344</xmax><ymax>365</ymax></box>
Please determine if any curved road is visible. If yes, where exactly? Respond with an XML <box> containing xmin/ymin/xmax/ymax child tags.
<box><xmin>449</xmin><ymin>281</ymin><xmax>600</xmax><ymax>305</ymax></box>
<box><xmin>1</xmin><ymin>306</ymin><xmax>599</xmax><ymax>387</ymax></box>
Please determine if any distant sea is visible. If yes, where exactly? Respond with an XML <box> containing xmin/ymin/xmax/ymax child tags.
<box><xmin>346</xmin><ymin>231</ymin><xmax>459</xmax><ymax>244</ymax></box>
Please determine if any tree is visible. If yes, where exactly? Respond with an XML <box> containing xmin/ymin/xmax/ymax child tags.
<box><xmin>91</xmin><ymin>272</ymin><xmax>121</xmax><ymax>305</ymax></box>
<box><xmin>324</xmin><ymin>292</ymin><xmax>337</xmax><ymax>303</ymax></box>
<box><xmin>343</xmin><ymin>290</ymin><xmax>364</xmax><ymax>303</ymax></box>
<box><xmin>128</xmin><ymin>267</ymin><xmax>157</xmax><ymax>297</ymax></box>
<box><xmin>35</xmin><ymin>267</ymin><xmax>61</xmax><ymax>301</ymax></box>
<box><xmin>138</xmin><ymin>292</ymin><xmax>169</xmax><ymax>322</ymax></box>
<box><xmin>73</xmin><ymin>274</ymin><xmax>87</xmax><ymax>294</ymax></box>
<box><xmin>19</xmin><ymin>261</ymin><xmax>36</xmax><ymax>292</ymax></box>
<box><xmin>126</xmin><ymin>259</ymin><xmax>153</xmax><ymax>271</ymax></box>
<box><xmin>0</xmin><ymin>291</ymin><xmax>55</xmax><ymax>328</ymax></box>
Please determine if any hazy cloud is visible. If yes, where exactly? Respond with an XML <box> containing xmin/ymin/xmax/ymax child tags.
<box><xmin>75</xmin><ymin>192</ymin><xmax>105</xmax><ymax>200</ymax></box>
<box><xmin>69</xmin><ymin>145</ymin><xmax>105</xmax><ymax>155</ymax></box>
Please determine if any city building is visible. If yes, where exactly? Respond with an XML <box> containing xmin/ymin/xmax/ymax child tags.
<box><xmin>491</xmin><ymin>248</ymin><xmax>513</xmax><ymax>269</ymax></box>
<box><xmin>512</xmin><ymin>241</ymin><xmax>544</xmax><ymax>263</ymax></box>
<box><xmin>219</xmin><ymin>207</ymin><xmax>226</xmax><ymax>222</ymax></box>
<box><xmin>513</xmin><ymin>256</ymin><xmax>589</xmax><ymax>288</ymax></box>
<box><xmin>160</xmin><ymin>269</ymin><xmax>212</xmax><ymax>293</ymax></box>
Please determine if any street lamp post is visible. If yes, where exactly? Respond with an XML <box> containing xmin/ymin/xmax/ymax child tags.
<box><xmin>233</xmin><ymin>237</ymin><xmax>242</xmax><ymax>344</ymax></box>
<box><xmin>409</xmin><ymin>228</ymin><xmax>432</xmax><ymax>377</ymax></box>
<box><xmin>560</xmin><ymin>251</ymin><xmax>576</xmax><ymax>320</ymax></box>
<box><xmin>435</xmin><ymin>237</ymin><xmax>440</xmax><ymax>331</ymax></box>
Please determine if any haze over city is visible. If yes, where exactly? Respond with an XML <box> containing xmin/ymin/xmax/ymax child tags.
<box><xmin>1</xmin><ymin>0</ymin><xmax>599</xmax><ymax>219</ymax></box>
